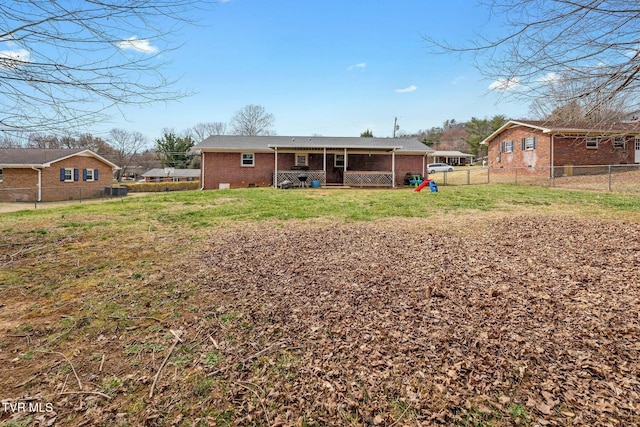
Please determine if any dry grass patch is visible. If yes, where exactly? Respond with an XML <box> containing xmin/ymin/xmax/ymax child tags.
<box><xmin>1</xmin><ymin>208</ymin><xmax>639</xmax><ymax>426</ymax></box>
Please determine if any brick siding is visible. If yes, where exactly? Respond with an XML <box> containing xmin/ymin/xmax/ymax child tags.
<box><xmin>487</xmin><ymin>127</ymin><xmax>636</xmax><ymax>175</ymax></box>
<box><xmin>554</xmin><ymin>136</ymin><xmax>635</xmax><ymax>165</ymax></box>
<box><xmin>201</xmin><ymin>151</ymin><xmax>427</xmax><ymax>189</ymax></box>
<box><xmin>202</xmin><ymin>151</ymin><xmax>274</xmax><ymax>189</ymax></box>
<box><xmin>0</xmin><ymin>156</ymin><xmax>114</xmax><ymax>202</ymax></box>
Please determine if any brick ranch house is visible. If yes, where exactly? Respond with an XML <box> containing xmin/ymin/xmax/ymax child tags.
<box><xmin>194</xmin><ymin>136</ymin><xmax>434</xmax><ymax>189</ymax></box>
<box><xmin>0</xmin><ymin>148</ymin><xmax>120</xmax><ymax>202</ymax></box>
<box><xmin>482</xmin><ymin>120</ymin><xmax>640</xmax><ymax>176</ymax></box>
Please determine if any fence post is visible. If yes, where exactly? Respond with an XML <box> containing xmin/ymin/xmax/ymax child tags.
<box><xmin>467</xmin><ymin>170</ymin><xmax>470</xmax><ymax>185</ymax></box>
<box><xmin>34</xmin><ymin>187</ymin><xmax>38</xmax><ymax>209</ymax></box>
<box><xmin>608</xmin><ymin>165</ymin><xmax>612</xmax><ymax>192</ymax></box>
<box><xmin>515</xmin><ymin>168</ymin><xmax>518</xmax><ymax>185</ymax></box>
<box><xmin>487</xmin><ymin>167</ymin><xmax>490</xmax><ymax>184</ymax></box>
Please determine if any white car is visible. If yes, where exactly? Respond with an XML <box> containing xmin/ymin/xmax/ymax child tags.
<box><xmin>427</xmin><ymin>163</ymin><xmax>454</xmax><ymax>174</ymax></box>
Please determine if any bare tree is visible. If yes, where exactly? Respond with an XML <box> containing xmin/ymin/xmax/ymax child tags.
<box><xmin>191</xmin><ymin>122</ymin><xmax>228</xmax><ymax>142</ymax></box>
<box><xmin>26</xmin><ymin>134</ymin><xmax>61</xmax><ymax>149</ymax></box>
<box><xmin>230</xmin><ymin>105</ymin><xmax>276</xmax><ymax>136</ymax></box>
<box><xmin>528</xmin><ymin>71</ymin><xmax>631</xmax><ymax>123</ymax></box>
<box><xmin>109</xmin><ymin>129</ymin><xmax>149</xmax><ymax>181</ymax></box>
<box><xmin>0</xmin><ymin>135</ymin><xmax>21</xmax><ymax>148</ymax></box>
<box><xmin>426</xmin><ymin>1</ymin><xmax>640</xmax><ymax>119</ymax></box>
<box><xmin>439</xmin><ymin>127</ymin><xmax>470</xmax><ymax>152</ymax></box>
<box><xmin>0</xmin><ymin>0</ymin><xmax>212</xmax><ymax>135</ymax></box>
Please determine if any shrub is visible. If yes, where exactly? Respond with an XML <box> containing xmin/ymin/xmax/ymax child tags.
<box><xmin>123</xmin><ymin>181</ymin><xmax>200</xmax><ymax>193</ymax></box>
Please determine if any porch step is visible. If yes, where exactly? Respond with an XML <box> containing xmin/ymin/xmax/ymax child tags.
<box><xmin>323</xmin><ymin>184</ymin><xmax>351</xmax><ymax>189</ymax></box>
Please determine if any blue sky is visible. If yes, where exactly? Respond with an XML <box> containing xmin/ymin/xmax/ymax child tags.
<box><xmin>103</xmin><ymin>0</ymin><xmax>529</xmax><ymax>141</ymax></box>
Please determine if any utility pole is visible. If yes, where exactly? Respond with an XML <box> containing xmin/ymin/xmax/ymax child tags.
<box><xmin>393</xmin><ymin>117</ymin><xmax>399</xmax><ymax>138</ymax></box>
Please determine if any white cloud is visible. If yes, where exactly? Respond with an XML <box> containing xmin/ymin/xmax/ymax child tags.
<box><xmin>451</xmin><ymin>76</ymin><xmax>466</xmax><ymax>85</ymax></box>
<box><xmin>625</xmin><ymin>47</ymin><xmax>639</xmax><ymax>58</ymax></box>
<box><xmin>347</xmin><ymin>62</ymin><xmax>367</xmax><ymax>71</ymax></box>
<box><xmin>117</xmin><ymin>37</ymin><xmax>158</xmax><ymax>54</ymax></box>
<box><xmin>395</xmin><ymin>85</ymin><xmax>417</xmax><ymax>93</ymax></box>
<box><xmin>0</xmin><ymin>48</ymin><xmax>30</xmax><ymax>68</ymax></box>
<box><xmin>488</xmin><ymin>78</ymin><xmax>520</xmax><ymax>92</ymax></box>
<box><xmin>538</xmin><ymin>72</ymin><xmax>560</xmax><ymax>84</ymax></box>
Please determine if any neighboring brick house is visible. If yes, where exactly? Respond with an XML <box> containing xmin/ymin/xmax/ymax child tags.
<box><xmin>0</xmin><ymin>148</ymin><xmax>120</xmax><ymax>202</ymax></box>
<box><xmin>193</xmin><ymin>136</ymin><xmax>434</xmax><ymax>189</ymax></box>
<box><xmin>482</xmin><ymin>120</ymin><xmax>640</xmax><ymax>176</ymax></box>
<box><xmin>141</xmin><ymin>168</ymin><xmax>200</xmax><ymax>182</ymax></box>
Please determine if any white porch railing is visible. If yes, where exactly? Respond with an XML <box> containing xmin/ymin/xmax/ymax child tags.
<box><xmin>343</xmin><ymin>171</ymin><xmax>393</xmax><ymax>187</ymax></box>
<box><xmin>276</xmin><ymin>170</ymin><xmax>326</xmax><ymax>187</ymax></box>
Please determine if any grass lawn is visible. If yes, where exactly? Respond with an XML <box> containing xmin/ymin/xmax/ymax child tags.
<box><xmin>1</xmin><ymin>185</ymin><xmax>639</xmax><ymax>426</ymax></box>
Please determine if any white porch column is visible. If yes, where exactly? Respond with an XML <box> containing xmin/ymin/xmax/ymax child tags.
<box><xmin>274</xmin><ymin>147</ymin><xmax>278</xmax><ymax>188</ymax></box>
<box><xmin>323</xmin><ymin>148</ymin><xmax>326</xmax><ymax>171</ymax></box>
<box><xmin>323</xmin><ymin>147</ymin><xmax>327</xmax><ymax>185</ymax></box>
<box><xmin>343</xmin><ymin>147</ymin><xmax>347</xmax><ymax>185</ymax></box>
<box><xmin>391</xmin><ymin>149</ymin><xmax>396</xmax><ymax>188</ymax></box>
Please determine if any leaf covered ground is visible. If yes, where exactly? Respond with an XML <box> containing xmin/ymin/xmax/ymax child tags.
<box><xmin>1</xmin><ymin>211</ymin><xmax>639</xmax><ymax>426</ymax></box>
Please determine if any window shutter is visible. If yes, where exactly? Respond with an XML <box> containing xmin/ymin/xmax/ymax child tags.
<box><xmin>60</xmin><ymin>168</ymin><xmax>65</xmax><ymax>181</ymax></box>
<box><xmin>521</xmin><ymin>138</ymin><xmax>525</xmax><ymax>150</ymax></box>
<box><xmin>533</xmin><ymin>137</ymin><xmax>537</xmax><ymax>149</ymax></box>
<box><xmin>94</xmin><ymin>169</ymin><xmax>99</xmax><ymax>180</ymax></box>
<box><xmin>83</xmin><ymin>169</ymin><xmax>87</xmax><ymax>181</ymax></box>
<box><xmin>74</xmin><ymin>168</ymin><xmax>79</xmax><ymax>181</ymax></box>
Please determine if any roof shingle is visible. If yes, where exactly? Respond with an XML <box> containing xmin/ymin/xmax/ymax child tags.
<box><xmin>195</xmin><ymin>136</ymin><xmax>433</xmax><ymax>153</ymax></box>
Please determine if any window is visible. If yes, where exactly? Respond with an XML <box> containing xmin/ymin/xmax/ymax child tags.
<box><xmin>613</xmin><ymin>136</ymin><xmax>625</xmax><ymax>149</ymax></box>
<box><xmin>60</xmin><ymin>168</ymin><xmax>76</xmax><ymax>182</ymax></box>
<box><xmin>501</xmin><ymin>140</ymin><xmax>514</xmax><ymax>153</ymax></box>
<box><xmin>81</xmin><ymin>168</ymin><xmax>98</xmax><ymax>181</ymax></box>
<box><xmin>295</xmin><ymin>153</ymin><xmax>308</xmax><ymax>166</ymax></box>
<box><xmin>241</xmin><ymin>153</ymin><xmax>255</xmax><ymax>167</ymax></box>
<box><xmin>586</xmin><ymin>137</ymin><xmax>599</xmax><ymax>149</ymax></box>
<box><xmin>521</xmin><ymin>137</ymin><xmax>536</xmax><ymax>150</ymax></box>
<box><xmin>0</xmin><ymin>168</ymin><xmax>3</xmax><ymax>182</ymax></box>
<box><xmin>335</xmin><ymin>154</ymin><xmax>347</xmax><ymax>168</ymax></box>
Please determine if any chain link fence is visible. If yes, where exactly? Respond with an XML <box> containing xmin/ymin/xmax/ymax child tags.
<box><xmin>0</xmin><ymin>185</ymin><xmax>127</xmax><ymax>206</ymax></box>
<box><xmin>0</xmin><ymin>182</ymin><xmax>202</xmax><ymax>210</ymax></box>
<box><xmin>1</xmin><ymin>165</ymin><xmax>638</xmax><ymax>211</ymax></box>
<box><xmin>429</xmin><ymin>164</ymin><xmax>640</xmax><ymax>194</ymax></box>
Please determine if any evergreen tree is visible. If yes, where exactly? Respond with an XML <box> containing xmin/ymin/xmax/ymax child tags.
<box><xmin>155</xmin><ymin>133</ymin><xmax>195</xmax><ymax>169</ymax></box>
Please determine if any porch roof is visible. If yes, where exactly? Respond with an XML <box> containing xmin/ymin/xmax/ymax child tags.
<box><xmin>195</xmin><ymin>135</ymin><xmax>433</xmax><ymax>154</ymax></box>
<box><xmin>429</xmin><ymin>150</ymin><xmax>474</xmax><ymax>158</ymax></box>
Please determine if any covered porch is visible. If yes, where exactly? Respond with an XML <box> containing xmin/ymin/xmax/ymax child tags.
<box><xmin>270</xmin><ymin>141</ymin><xmax>413</xmax><ymax>188</ymax></box>
<box><xmin>429</xmin><ymin>150</ymin><xmax>475</xmax><ymax>166</ymax></box>
<box><xmin>276</xmin><ymin>169</ymin><xmax>395</xmax><ymax>188</ymax></box>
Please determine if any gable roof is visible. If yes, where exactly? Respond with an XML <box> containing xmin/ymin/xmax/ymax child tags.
<box><xmin>195</xmin><ymin>135</ymin><xmax>433</xmax><ymax>154</ymax></box>
<box><xmin>481</xmin><ymin>120</ymin><xmax>640</xmax><ymax>145</ymax></box>
<box><xmin>0</xmin><ymin>148</ymin><xmax>120</xmax><ymax>169</ymax></box>
<box><xmin>142</xmin><ymin>168</ymin><xmax>201</xmax><ymax>178</ymax></box>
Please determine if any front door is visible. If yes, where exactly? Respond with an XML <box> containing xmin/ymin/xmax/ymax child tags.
<box><xmin>636</xmin><ymin>138</ymin><xmax>640</xmax><ymax>163</ymax></box>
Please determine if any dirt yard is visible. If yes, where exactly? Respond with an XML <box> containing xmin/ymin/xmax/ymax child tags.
<box><xmin>1</xmin><ymin>215</ymin><xmax>639</xmax><ymax>426</ymax></box>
